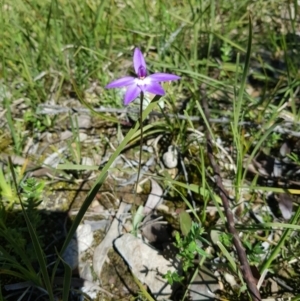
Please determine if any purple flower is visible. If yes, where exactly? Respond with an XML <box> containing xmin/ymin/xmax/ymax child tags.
<box><xmin>105</xmin><ymin>48</ymin><xmax>180</xmax><ymax>105</ymax></box>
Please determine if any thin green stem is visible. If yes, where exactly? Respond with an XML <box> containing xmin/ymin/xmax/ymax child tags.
<box><xmin>135</xmin><ymin>92</ymin><xmax>144</xmax><ymax>194</ymax></box>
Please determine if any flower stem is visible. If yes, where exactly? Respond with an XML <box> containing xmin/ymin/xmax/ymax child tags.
<box><xmin>135</xmin><ymin>92</ymin><xmax>144</xmax><ymax>194</ymax></box>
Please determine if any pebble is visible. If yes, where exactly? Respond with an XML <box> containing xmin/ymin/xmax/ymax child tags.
<box><xmin>73</xmin><ymin>114</ymin><xmax>91</xmax><ymax>129</ymax></box>
<box><xmin>163</xmin><ymin>145</ymin><xmax>178</xmax><ymax>168</ymax></box>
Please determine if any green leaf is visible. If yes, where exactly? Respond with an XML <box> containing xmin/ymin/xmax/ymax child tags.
<box><xmin>179</xmin><ymin>211</ymin><xmax>192</xmax><ymax>236</ymax></box>
<box><xmin>57</xmin><ymin>253</ymin><xmax>72</xmax><ymax>301</ymax></box>
<box><xmin>132</xmin><ymin>205</ymin><xmax>144</xmax><ymax>235</ymax></box>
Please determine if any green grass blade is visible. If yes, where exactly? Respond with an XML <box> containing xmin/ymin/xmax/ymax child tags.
<box><xmin>57</xmin><ymin>253</ymin><xmax>72</xmax><ymax>301</ymax></box>
<box><xmin>241</xmin><ymin>123</ymin><xmax>278</xmax><ymax>185</ymax></box>
<box><xmin>233</xmin><ymin>15</ymin><xmax>252</xmax><ymax>199</ymax></box>
<box><xmin>0</xmin><ymin>245</ymin><xmax>39</xmax><ymax>281</ymax></box>
<box><xmin>260</xmin><ymin>206</ymin><xmax>300</xmax><ymax>274</ymax></box>
<box><xmin>234</xmin><ymin>15</ymin><xmax>252</xmax><ymax>126</ymax></box>
<box><xmin>217</xmin><ymin>241</ymin><xmax>245</xmax><ymax>286</ymax></box>
<box><xmin>0</xmin><ymin>269</ymin><xmax>27</xmax><ymax>281</ymax></box>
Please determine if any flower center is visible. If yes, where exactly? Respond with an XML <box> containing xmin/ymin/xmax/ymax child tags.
<box><xmin>135</xmin><ymin>77</ymin><xmax>151</xmax><ymax>87</ymax></box>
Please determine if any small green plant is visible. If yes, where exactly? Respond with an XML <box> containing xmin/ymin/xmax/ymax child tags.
<box><xmin>219</xmin><ymin>42</ymin><xmax>233</xmax><ymax>77</ymax></box>
<box><xmin>23</xmin><ymin>110</ymin><xmax>53</xmax><ymax>133</ymax></box>
<box><xmin>221</xmin><ymin>42</ymin><xmax>233</xmax><ymax>63</ymax></box>
<box><xmin>174</xmin><ymin>222</ymin><xmax>208</xmax><ymax>272</ymax></box>
<box><xmin>0</xmin><ymin>178</ymin><xmax>45</xmax><ymax>260</ymax></box>
<box><xmin>163</xmin><ymin>270</ymin><xmax>184</xmax><ymax>285</ymax></box>
<box><xmin>244</xmin><ymin>240</ymin><xmax>265</xmax><ymax>265</ymax></box>
<box><xmin>265</xmin><ymin>132</ymin><xmax>281</xmax><ymax>149</ymax></box>
<box><xmin>219</xmin><ymin>232</ymin><xmax>233</xmax><ymax>248</ymax></box>
<box><xmin>19</xmin><ymin>178</ymin><xmax>45</xmax><ymax>236</ymax></box>
<box><xmin>164</xmin><ymin>222</ymin><xmax>209</xmax><ymax>287</ymax></box>
<box><xmin>0</xmin><ymin>168</ymin><xmax>76</xmax><ymax>300</ymax></box>
<box><xmin>20</xmin><ymin>178</ymin><xmax>44</xmax><ymax>207</ymax></box>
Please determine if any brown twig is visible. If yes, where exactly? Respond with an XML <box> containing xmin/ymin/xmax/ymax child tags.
<box><xmin>200</xmin><ymin>84</ymin><xmax>261</xmax><ymax>301</ymax></box>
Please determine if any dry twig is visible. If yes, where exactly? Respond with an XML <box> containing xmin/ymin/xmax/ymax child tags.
<box><xmin>201</xmin><ymin>84</ymin><xmax>261</xmax><ymax>301</ymax></box>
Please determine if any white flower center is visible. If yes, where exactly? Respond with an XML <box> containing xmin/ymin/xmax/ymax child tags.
<box><xmin>135</xmin><ymin>77</ymin><xmax>151</xmax><ymax>86</ymax></box>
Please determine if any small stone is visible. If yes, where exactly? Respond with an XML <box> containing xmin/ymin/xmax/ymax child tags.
<box><xmin>280</xmin><ymin>141</ymin><xmax>291</xmax><ymax>157</ymax></box>
<box><xmin>224</xmin><ymin>272</ymin><xmax>237</xmax><ymax>288</ymax></box>
<box><xmin>76</xmin><ymin>114</ymin><xmax>91</xmax><ymax>129</ymax></box>
<box><xmin>163</xmin><ymin>146</ymin><xmax>178</xmax><ymax>168</ymax></box>
<box><xmin>81</xmin><ymin>156</ymin><xmax>94</xmax><ymax>166</ymax></box>
<box><xmin>78</xmin><ymin>132</ymin><xmax>88</xmax><ymax>142</ymax></box>
<box><xmin>60</xmin><ymin>130</ymin><xmax>73</xmax><ymax>140</ymax></box>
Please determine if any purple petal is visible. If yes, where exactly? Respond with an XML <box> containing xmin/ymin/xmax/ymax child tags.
<box><xmin>124</xmin><ymin>84</ymin><xmax>141</xmax><ymax>105</ymax></box>
<box><xmin>145</xmin><ymin>81</ymin><xmax>165</xmax><ymax>96</ymax></box>
<box><xmin>148</xmin><ymin>73</ymin><xmax>181</xmax><ymax>82</ymax></box>
<box><xmin>106</xmin><ymin>76</ymin><xmax>135</xmax><ymax>89</ymax></box>
<box><xmin>133</xmin><ymin>48</ymin><xmax>147</xmax><ymax>77</ymax></box>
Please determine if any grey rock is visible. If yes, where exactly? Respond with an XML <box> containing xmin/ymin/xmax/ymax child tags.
<box><xmin>188</xmin><ymin>266</ymin><xmax>220</xmax><ymax>300</ymax></box>
<box><xmin>114</xmin><ymin>233</ymin><xmax>178</xmax><ymax>300</ymax></box>
<box><xmin>73</xmin><ymin>114</ymin><xmax>91</xmax><ymax>129</ymax></box>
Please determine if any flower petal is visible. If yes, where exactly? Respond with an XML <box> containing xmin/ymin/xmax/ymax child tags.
<box><xmin>145</xmin><ymin>81</ymin><xmax>165</xmax><ymax>96</ymax></box>
<box><xmin>148</xmin><ymin>73</ymin><xmax>181</xmax><ymax>82</ymax></box>
<box><xmin>133</xmin><ymin>48</ymin><xmax>147</xmax><ymax>77</ymax></box>
<box><xmin>106</xmin><ymin>76</ymin><xmax>135</xmax><ymax>89</ymax></box>
<box><xmin>124</xmin><ymin>84</ymin><xmax>141</xmax><ymax>105</ymax></box>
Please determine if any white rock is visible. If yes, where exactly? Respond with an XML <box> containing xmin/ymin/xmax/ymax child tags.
<box><xmin>84</xmin><ymin>220</ymin><xmax>110</xmax><ymax>232</ymax></box>
<box><xmin>63</xmin><ymin>224</ymin><xmax>93</xmax><ymax>270</ymax></box>
<box><xmin>81</xmin><ymin>280</ymin><xmax>104</xmax><ymax>299</ymax></box>
<box><xmin>224</xmin><ymin>272</ymin><xmax>237</xmax><ymax>288</ymax></box>
<box><xmin>79</xmin><ymin>262</ymin><xmax>94</xmax><ymax>282</ymax></box>
<box><xmin>43</xmin><ymin>147</ymin><xmax>66</xmax><ymax>167</ymax></box>
<box><xmin>93</xmin><ymin>202</ymin><xmax>129</xmax><ymax>278</ymax></box>
<box><xmin>163</xmin><ymin>146</ymin><xmax>178</xmax><ymax>168</ymax></box>
<box><xmin>77</xmin><ymin>224</ymin><xmax>93</xmax><ymax>253</ymax></box>
<box><xmin>114</xmin><ymin>233</ymin><xmax>178</xmax><ymax>300</ymax></box>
